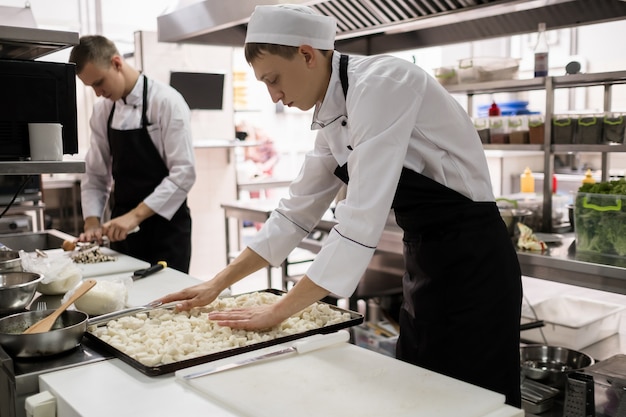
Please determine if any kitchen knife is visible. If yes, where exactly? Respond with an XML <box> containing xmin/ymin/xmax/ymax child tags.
<box><xmin>133</xmin><ymin>260</ymin><xmax>167</xmax><ymax>280</ymax></box>
<box><xmin>182</xmin><ymin>330</ymin><xmax>350</xmax><ymax>379</ymax></box>
<box><xmin>87</xmin><ymin>300</ymin><xmax>179</xmax><ymax>326</ymax></box>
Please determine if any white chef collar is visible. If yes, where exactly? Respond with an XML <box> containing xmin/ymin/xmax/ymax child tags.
<box><xmin>245</xmin><ymin>4</ymin><xmax>336</xmax><ymax>50</ymax></box>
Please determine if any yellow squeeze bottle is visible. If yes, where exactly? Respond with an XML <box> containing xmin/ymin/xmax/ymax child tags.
<box><xmin>521</xmin><ymin>167</ymin><xmax>535</xmax><ymax>193</ymax></box>
<box><xmin>582</xmin><ymin>169</ymin><xmax>596</xmax><ymax>184</ymax></box>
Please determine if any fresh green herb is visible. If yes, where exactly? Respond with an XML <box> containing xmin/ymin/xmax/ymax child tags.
<box><xmin>576</xmin><ymin>179</ymin><xmax>626</xmax><ymax>256</ymax></box>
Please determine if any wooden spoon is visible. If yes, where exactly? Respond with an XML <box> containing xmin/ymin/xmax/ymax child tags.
<box><xmin>22</xmin><ymin>279</ymin><xmax>97</xmax><ymax>334</ymax></box>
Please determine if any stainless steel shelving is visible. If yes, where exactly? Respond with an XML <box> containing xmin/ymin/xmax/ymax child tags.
<box><xmin>448</xmin><ymin>70</ymin><xmax>626</xmax><ymax>232</ymax></box>
<box><xmin>447</xmin><ymin>71</ymin><xmax>626</xmax><ymax>294</ymax></box>
<box><xmin>0</xmin><ymin>161</ymin><xmax>85</xmax><ymax>175</ymax></box>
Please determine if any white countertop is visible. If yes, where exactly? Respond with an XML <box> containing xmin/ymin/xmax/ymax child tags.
<box><xmin>35</xmin><ymin>267</ymin><xmax>523</xmax><ymax>417</ymax></box>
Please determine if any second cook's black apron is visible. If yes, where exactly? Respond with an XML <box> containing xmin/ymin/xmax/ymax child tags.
<box><xmin>107</xmin><ymin>75</ymin><xmax>192</xmax><ymax>273</ymax></box>
<box><xmin>335</xmin><ymin>55</ymin><xmax>522</xmax><ymax>407</ymax></box>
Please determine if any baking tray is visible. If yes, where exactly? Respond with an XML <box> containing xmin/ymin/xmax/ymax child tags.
<box><xmin>84</xmin><ymin>289</ymin><xmax>363</xmax><ymax>376</ymax></box>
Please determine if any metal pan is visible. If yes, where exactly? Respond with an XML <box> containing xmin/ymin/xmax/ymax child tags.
<box><xmin>0</xmin><ymin>309</ymin><xmax>88</xmax><ymax>358</ymax></box>
<box><xmin>84</xmin><ymin>288</ymin><xmax>364</xmax><ymax>376</ymax></box>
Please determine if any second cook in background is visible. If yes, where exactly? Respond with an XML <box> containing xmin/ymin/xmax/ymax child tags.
<box><xmin>69</xmin><ymin>35</ymin><xmax>196</xmax><ymax>273</ymax></box>
<box><xmin>159</xmin><ymin>4</ymin><xmax>522</xmax><ymax>407</ymax></box>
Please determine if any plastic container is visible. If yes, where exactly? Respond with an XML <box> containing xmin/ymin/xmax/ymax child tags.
<box><xmin>433</xmin><ymin>66</ymin><xmax>458</xmax><ymax>86</ymax></box>
<box><xmin>489</xmin><ymin>116</ymin><xmax>510</xmax><ymax>144</ymax></box>
<box><xmin>575</xmin><ymin>192</ymin><xmax>626</xmax><ymax>257</ymax></box>
<box><xmin>528</xmin><ymin>115</ymin><xmax>546</xmax><ymax>144</ymax></box>
<box><xmin>603</xmin><ymin>113</ymin><xmax>625</xmax><ymax>143</ymax></box>
<box><xmin>552</xmin><ymin>116</ymin><xmax>576</xmax><ymax>144</ymax></box>
<box><xmin>521</xmin><ymin>295</ymin><xmax>625</xmax><ymax>349</ymax></box>
<box><xmin>583</xmin><ymin>354</ymin><xmax>626</xmax><ymax>417</ymax></box>
<box><xmin>508</xmin><ymin>115</ymin><xmax>529</xmax><ymax>144</ymax></box>
<box><xmin>473</xmin><ymin>117</ymin><xmax>490</xmax><ymax>144</ymax></box>
<box><xmin>477</xmin><ymin>101</ymin><xmax>534</xmax><ymax>117</ymax></box>
<box><xmin>576</xmin><ymin>114</ymin><xmax>603</xmax><ymax>144</ymax></box>
<box><xmin>457</xmin><ymin>57</ymin><xmax>519</xmax><ymax>84</ymax></box>
<box><xmin>351</xmin><ymin>324</ymin><xmax>398</xmax><ymax>358</ymax></box>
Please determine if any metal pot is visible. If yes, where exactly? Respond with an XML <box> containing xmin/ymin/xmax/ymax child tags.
<box><xmin>520</xmin><ymin>344</ymin><xmax>594</xmax><ymax>387</ymax></box>
<box><xmin>0</xmin><ymin>271</ymin><xmax>43</xmax><ymax>314</ymax></box>
<box><xmin>0</xmin><ymin>250</ymin><xmax>22</xmax><ymax>272</ymax></box>
<box><xmin>0</xmin><ymin>309</ymin><xmax>88</xmax><ymax>357</ymax></box>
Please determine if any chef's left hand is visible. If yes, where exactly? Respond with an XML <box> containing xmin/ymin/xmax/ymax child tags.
<box><xmin>209</xmin><ymin>305</ymin><xmax>287</xmax><ymax>331</ymax></box>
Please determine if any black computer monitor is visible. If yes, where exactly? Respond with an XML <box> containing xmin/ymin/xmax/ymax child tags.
<box><xmin>169</xmin><ymin>71</ymin><xmax>225</xmax><ymax>110</ymax></box>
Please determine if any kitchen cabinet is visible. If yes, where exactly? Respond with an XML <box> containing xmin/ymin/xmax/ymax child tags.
<box><xmin>447</xmin><ymin>72</ymin><xmax>626</xmax><ymax>295</ymax></box>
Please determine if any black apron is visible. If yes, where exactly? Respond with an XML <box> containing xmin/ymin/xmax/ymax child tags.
<box><xmin>107</xmin><ymin>75</ymin><xmax>192</xmax><ymax>273</ymax></box>
<box><xmin>335</xmin><ymin>55</ymin><xmax>522</xmax><ymax>407</ymax></box>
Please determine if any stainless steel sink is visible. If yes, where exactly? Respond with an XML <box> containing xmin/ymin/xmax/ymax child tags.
<box><xmin>0</xmin><ymin>229</ymin><xmax>75</xmax><ymax>252</ymax></box>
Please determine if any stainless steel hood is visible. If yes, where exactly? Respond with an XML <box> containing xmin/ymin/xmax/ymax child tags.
<box><xmin>0</xmin><ymin>25</ymin><xmax>78</xmax><ymax>60</ymax></box>
<box><xmin>158</xmin><ymin>0</ymin><xmax>626</xmax><ymax>54</ymax></box>
<box><xmin>0</xmin><ymin>5</ymin><xmax>78</xmax><ymax>60</ymax></box>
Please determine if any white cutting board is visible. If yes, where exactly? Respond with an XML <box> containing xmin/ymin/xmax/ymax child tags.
<box><xmin>176</xmin><ymin>343</ymin><xmax>507</xmax><ymax>417</ymax></box>
<box><xmin>44</xmin><ymin>247</ymin><xmax>149</xmax><ymax>278</ymax></box>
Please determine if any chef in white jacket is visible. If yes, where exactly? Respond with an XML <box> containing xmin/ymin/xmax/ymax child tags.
<box><xmin>70</xmin><ymin>35</ymin><xmax>195</xmax><ymax>273</ymax></box>
<box><xmin>159</xmin><ymin>4</ymin><xmax>522</xmax><ymax>407</ymax></box>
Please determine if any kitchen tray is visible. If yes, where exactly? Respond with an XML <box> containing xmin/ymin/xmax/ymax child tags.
<box><xmin>84</xmin><ymin>288</ymin><xmax>363</xmax><ymax>376</ymax></box>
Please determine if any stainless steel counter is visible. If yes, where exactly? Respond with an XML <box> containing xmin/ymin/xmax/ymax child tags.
<box><xmin>517</xmin><ymin>234</ymin><xmax>626</xmax><ymax>295</ymax></box>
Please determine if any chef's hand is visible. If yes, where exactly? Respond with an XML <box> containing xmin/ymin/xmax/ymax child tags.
<box><xmin>102</xmin><ymin>203</ymin><xmax>153</xmax><ymax>242</ymax></box>
<box><xmin>79</xmin><ymin>217</ymin><xmax>105</xmax><ymax>243</ymax></box>
<box><xmin>156</xmin><ymin>281</ymin><xmax>223</xmax><ymax>312</ymax></box>
<box><xmin>209</xmin><ymin>305</ymin><xmax>287</xmax><ymax>331</ymax></box>
<box><xmin>102</xmin><ymin>215</ymin><xmax>138</xmax><ymax>242</ymax></box>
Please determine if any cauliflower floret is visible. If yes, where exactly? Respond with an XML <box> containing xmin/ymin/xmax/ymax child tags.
<box><xmin>88</xmin><ymin>292</ymin><xmax>352</xmax><ymax>367</ymax></box>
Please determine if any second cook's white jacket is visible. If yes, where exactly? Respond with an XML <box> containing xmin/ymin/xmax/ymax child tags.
<box><xmin>248</xmin><ymin>51</ymin><xmax>495</xmax><ymax>298</ymax></box>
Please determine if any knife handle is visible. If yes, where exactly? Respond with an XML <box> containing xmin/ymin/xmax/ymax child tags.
<box><xmin>294</xmin><ymin>330</ymin><xmax>350</xmax><ymax>354</ymax></box>
<box><xmin>133</xmin><ymin>261</ymin><xmax>167</xmax><ymax>278</ymax></box>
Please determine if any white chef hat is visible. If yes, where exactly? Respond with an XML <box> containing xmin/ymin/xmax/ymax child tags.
<box><xmin>245</xmin><ymin>4</ymin><xmax>337</xmax><ymax>50</ymax></box>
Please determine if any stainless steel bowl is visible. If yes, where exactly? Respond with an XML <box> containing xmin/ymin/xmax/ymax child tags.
<box><xmin>0</xmin><ymin>250</ymin><xmax>22</xmax><ymax>272</ymax></box>
<box><xmin>499</xmin><ymin>208</ymin><xmax>533</xmax><ymax>237</ymax></box>
<box><xmin>0</xmin><ymin>271</ymin><xmax>43</xmax><ymax>313</ymax></box>
<box><xmin>521</xmin><ymin>344</ymin><xmax>594</xmax><ymax>387</ymax></box>
<box><xmin>0</xmin><ymin>309</ymin><xmax>88</xmax><ymax>357</ymax></box>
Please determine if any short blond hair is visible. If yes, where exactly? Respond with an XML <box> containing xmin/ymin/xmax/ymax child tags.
<box><xmin>69</xmin><ymin>35</ymin><xmax>119</xmax><ymax>74</ymax></box>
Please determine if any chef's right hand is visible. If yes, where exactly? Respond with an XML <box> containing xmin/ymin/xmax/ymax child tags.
<box><xmin>155</xmin><ymin>281</ymin><xmax>223</xmax><ymax>312</ymax></box>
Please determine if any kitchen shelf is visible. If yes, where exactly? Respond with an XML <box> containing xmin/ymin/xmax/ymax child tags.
<box><xmin>448</xmin><ymin>70</ymin><xmax>626</xmax><ymax>232</ymax></box>
<box><xmin>0</xmin><ymin>161</ymin><xmax>85</xmax><ymax>175</ymax></box>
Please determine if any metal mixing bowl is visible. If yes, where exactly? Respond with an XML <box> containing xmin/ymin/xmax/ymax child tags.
<box><xmin>521</xmin><ymin>344</ymin><xmax>595</xmax><ymax>387</ymax></box>
<box><xmin>0</xmin><ymin>271</ymin><xmax>43</xmax><ymax>313</ymax></box>
<box><xmin>0</xmin><ymin>309</ymin><xmax>88</xmax><ymax>357</ymax></box>
<box><xmin>499</xmin><ymin>208</ymin><xmax>533</xmax><ymax>237</ymax></box>
<box><xmin>0</xmin><ymin>250</ymin><xmax>22</xmax><ymax>272</ymax></box>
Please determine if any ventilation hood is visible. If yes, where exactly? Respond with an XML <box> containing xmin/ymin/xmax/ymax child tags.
<box><xmin>0</xmin><ymin>6</ymin><xmax>78</xmax><ymax>60</ymax></box>
<box><xmin>158</xmin><ymin>0</ymin><xmax>626</xmax><ymax>54</ymax></box>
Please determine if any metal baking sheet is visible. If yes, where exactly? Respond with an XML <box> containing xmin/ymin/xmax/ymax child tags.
<box><xmin>84</xmin><ymin>289</ymin><xmax>363</xmax><ymax>376</ymax></box>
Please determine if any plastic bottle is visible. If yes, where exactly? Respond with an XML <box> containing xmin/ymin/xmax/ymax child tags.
<box><xmin>582</xmin><ymin>169</ymin><xmax>596</xmax><ymax>185</ymax></box>
<box><xmin>521</xmin><ymin>167</ymin><xmax>535</xmax><ymax>193</ymax></box>
<box><xmin>488</xmin><ymin>101</ymin><xmax>501</xmax><ymax>116</ymax></box>
<box><xmin>534</xmin><ymin>23</ymin><xmax>549</xmax><ymax>77</ymax></box>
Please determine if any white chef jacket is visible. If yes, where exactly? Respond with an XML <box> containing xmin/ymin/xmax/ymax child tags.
<box><xmin>81</xmin><ymin>74</ymin><xmax>196</xmax><ymax>221</ymax></box>
<box><xmin>248</xmin><ymin>51</ymin><xmax>495</xmax><ymax>298</ymax></box>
